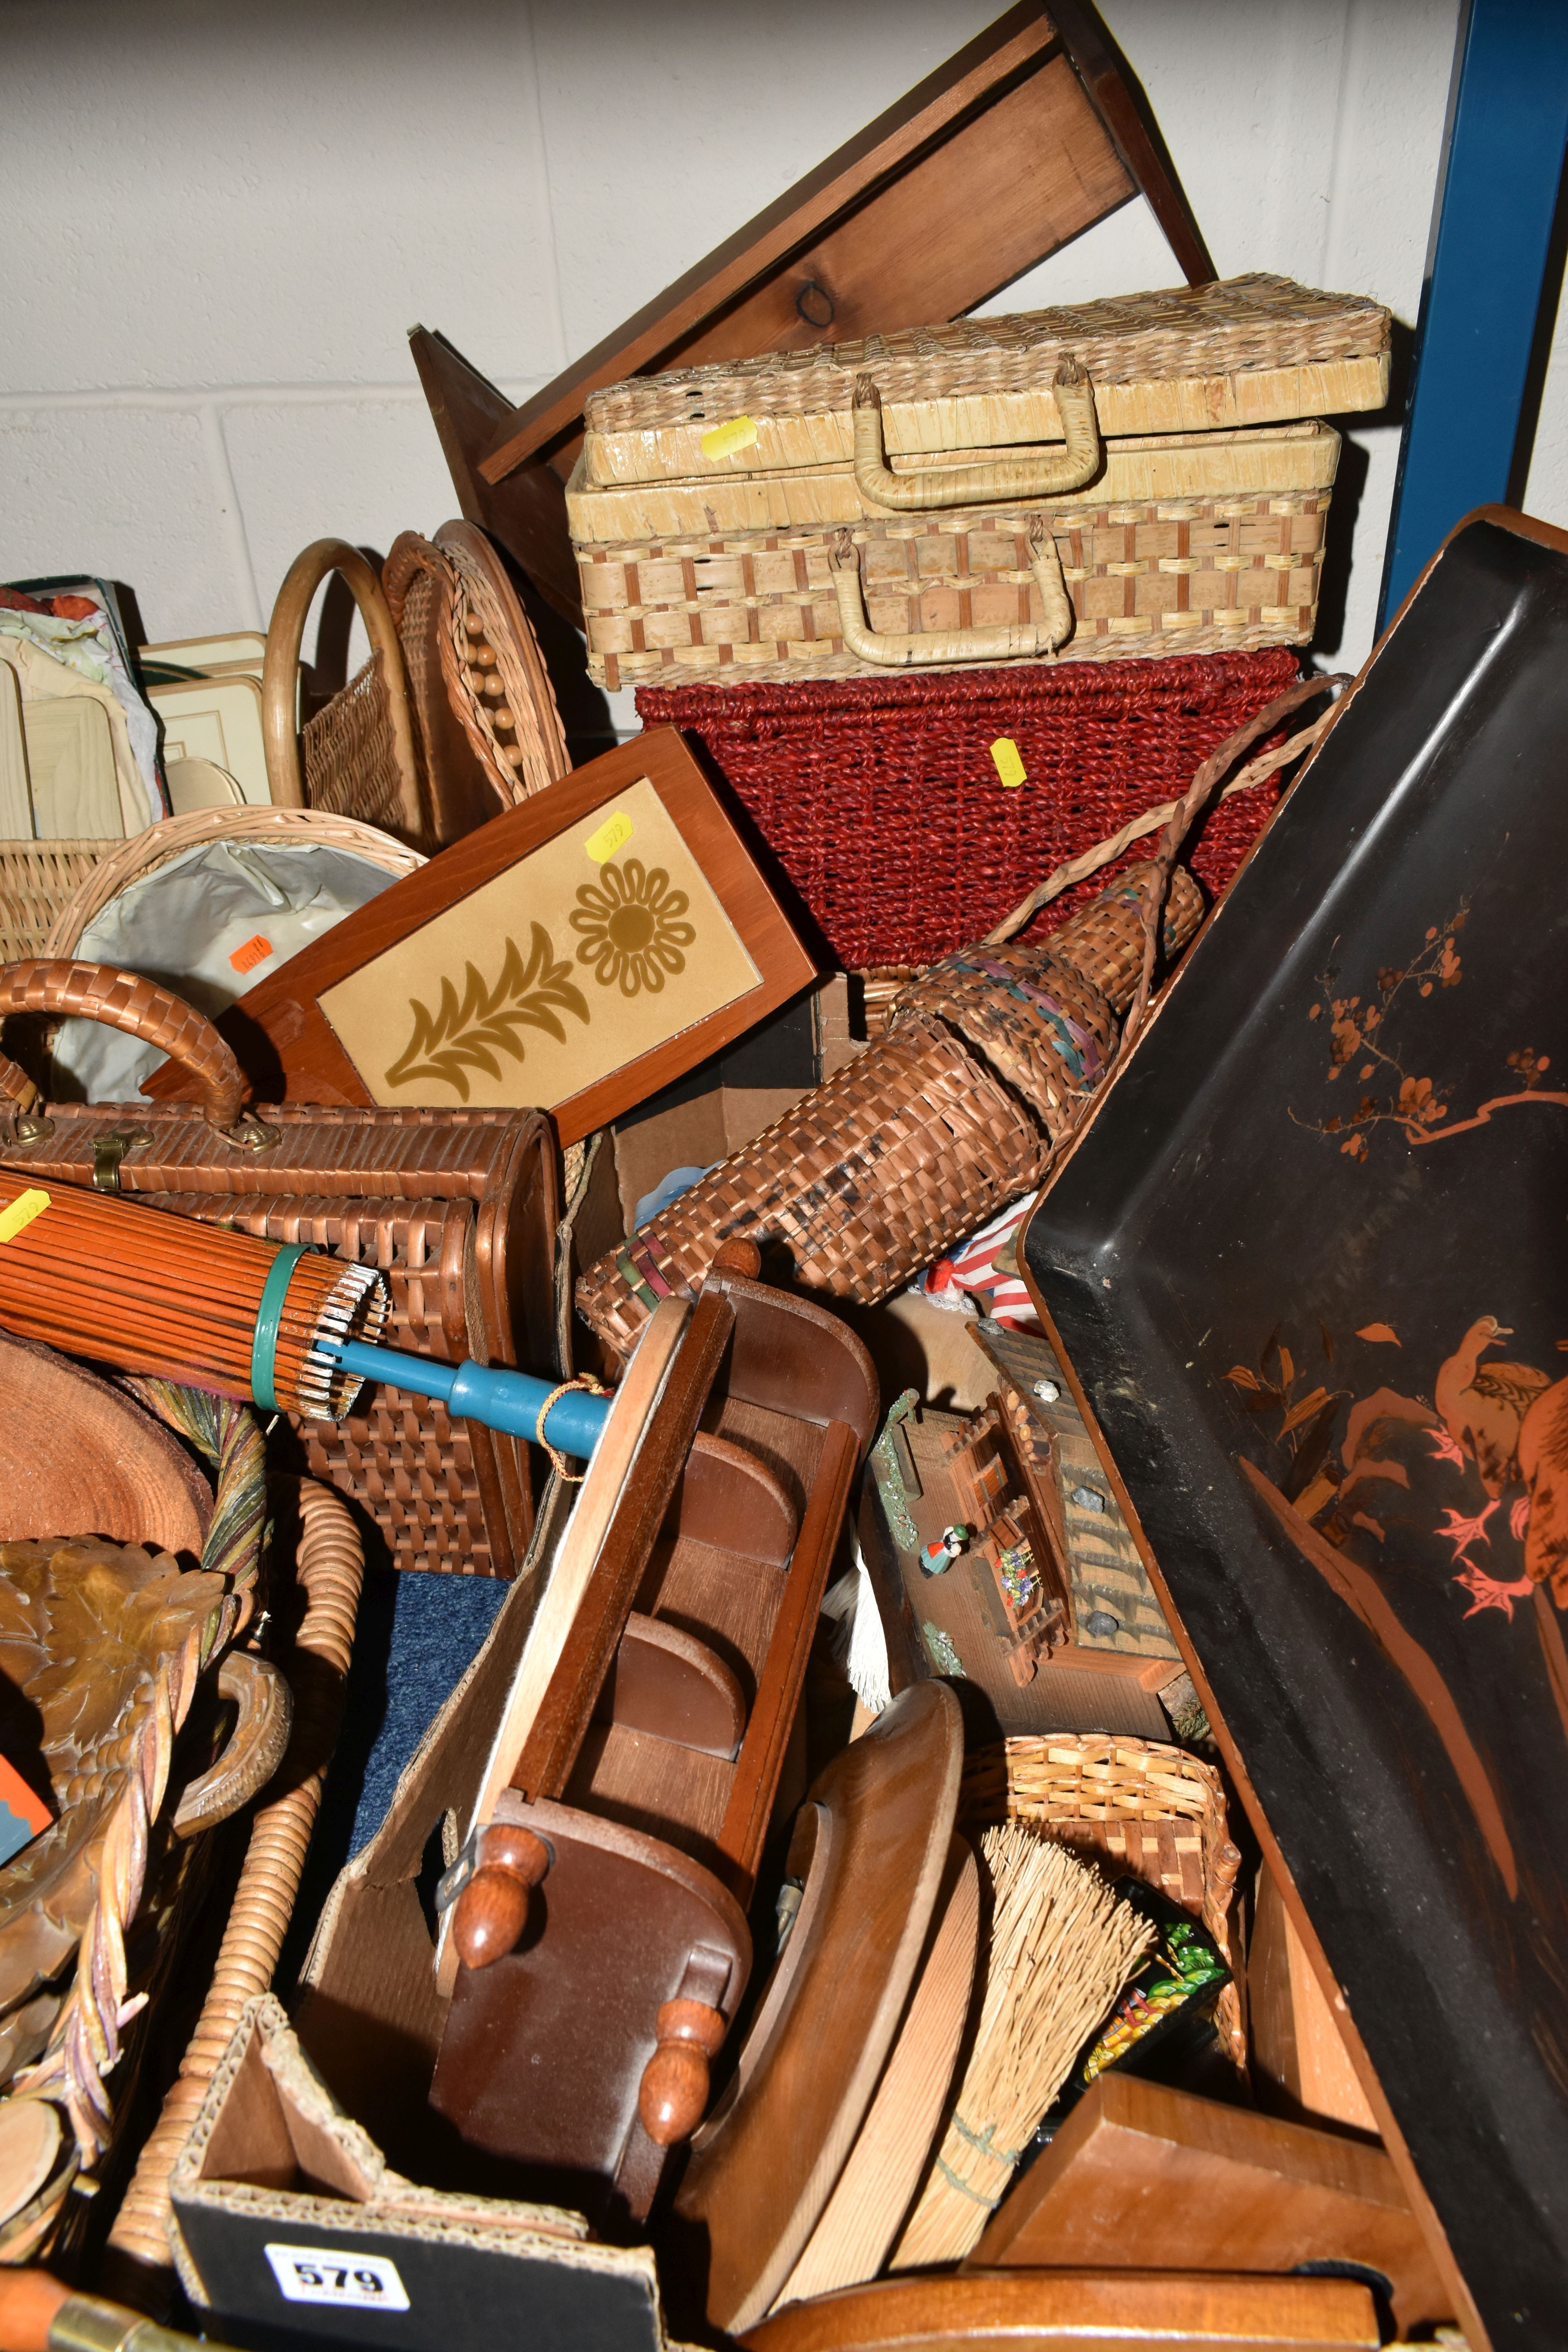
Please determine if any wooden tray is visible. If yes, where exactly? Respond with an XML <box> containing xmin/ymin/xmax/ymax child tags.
<box><xmin>1021</xmin><ymin>506</ymin><xmax>1568</xmax><ymax>2352</ymax></box>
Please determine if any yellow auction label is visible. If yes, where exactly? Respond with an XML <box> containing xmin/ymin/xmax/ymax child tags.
<box><xmin>0</xmin><ymin>1189</ymin><xmax>50</xmax><ymax>1244</ymax></box>
<box><xmin>584</xmin><ymin>810</ymin><xmax>635</xmax><ymax>863</ymax></box>
<box><xmin>700</xmin><ymin>414</ymin><xmax>759</xmax><ymax>461</ymax></box>
<box><xmin>990</xmin><ymin>737</ymin><xmax>1027</xmax><ymax>789</ymax></box>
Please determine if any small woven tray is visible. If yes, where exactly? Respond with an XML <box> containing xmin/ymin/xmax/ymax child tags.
<box><xmin>959</xmin><ymin>1733</ymin><xmax>1246</xmax><ymax>2070</ymax></box>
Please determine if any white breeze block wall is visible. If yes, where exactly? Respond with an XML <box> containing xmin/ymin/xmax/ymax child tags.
<box><xmin>2</xmin><ymin>0</ymin><xmax>1563</xmax><ymax>695</ymax></box>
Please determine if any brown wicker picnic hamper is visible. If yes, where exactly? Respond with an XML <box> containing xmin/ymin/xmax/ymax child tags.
<box><xmin>958</xmin><ymin>1733</ymin><xmax>1246</xmax><ymax>2070</ymax></box>
<box><xmin>263</xmin><ymin>522</ymin><xmax>568</xmax><ymax>853</ymax></box>
<box><xmin>576</xmin><ymin>859</ymin><xmax>1203</xmax><ymax>1357</ymax></box>
<box><xmin>0</xmin><ymin>965</ymin><xmax>559</xmax><ymax>1578</ymax></box>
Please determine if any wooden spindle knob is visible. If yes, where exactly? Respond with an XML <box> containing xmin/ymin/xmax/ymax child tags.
<box><xmin>710</xmin><ymin>1236</ymin><xmax>762</xmax><ymax>1279</ymax></box>
<box><xmin>493</xmin><ymin>706</ymin><xmax>515</xmax><ymax>730</ymax></box>
<box><xmin>482</xmin><ymin>673</ymin><xmax>506</xmax><ymax>700</ymax></box>
<box><xmin>637</xmin><ymin>1997</ymin><xmax>725</xmax><ymax>2146</ymax></box>
<box><xmin>463</xmin><ymin>612</ymin><xmax>485</xmax><ymax>639</ymax></box>
<box><xmin>452</xmin><ymin>1824</ymin><xmax>549</xmax><ymax>1970</ymax></box>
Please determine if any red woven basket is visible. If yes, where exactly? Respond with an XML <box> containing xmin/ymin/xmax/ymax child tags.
<box><xmin>636</xmin><ymin>647</ymin><xmax>1299</xmax><ymax>969</ymax></box>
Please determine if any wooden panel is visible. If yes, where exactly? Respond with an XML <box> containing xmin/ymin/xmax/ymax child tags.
<box><xmin>972</xmin><ymin>2074</ymin><xmax>1450</xmax><ymax>2339</ymax></box>
<box><xmin>479</xmin><ymin>9</ymin><xmax>1140</xmax><ymax>484</ymax></box>
<box><xmin>410</xmin><ymin>327</ymin><xmax>583</xmax><ymax>624</ymax></box>
<box><xmin>777</xmin><ymin>1838</ymin><xmax>979</xmax><ymax>2306</ymax></box>
<box><xmin>596</xmin><ymin>1611</ymin><xmax>748</xmax><ymax>1760</ymax></box>
<box><xmin>740</xmin><ymin>2270</ymin><xmax>1379</xmax><ymax>2351</ymax></box>
<box><xmin>677</xmin><ymin>1683</ymin><xmax>965</xmax><ymax>2336</ymax></box>
<box><xmin>566</xmin><ymin>1717</ymin><xmax>733</xmax><ymax>1865</ymax></box>
<box><xmin>646</xmin><ymin>55</ymin><xmax>1130</xmax><ymax>393</ymax></box>
<box><xmin>637</xmin><ymin>1532</ymin><xmax>786</xmax><ymax>1699</ymax></box>
<box><xmin>1249</xmin><ymin>1866</ymin><xmax>1379</xmax><ymax>2137</ymax></box>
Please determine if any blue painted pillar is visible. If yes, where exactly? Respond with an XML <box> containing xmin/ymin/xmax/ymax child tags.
<box><xmin>1377</xmin><ymin>0</ymin><xmax>1568</xmax><ymax>629</ymax></box>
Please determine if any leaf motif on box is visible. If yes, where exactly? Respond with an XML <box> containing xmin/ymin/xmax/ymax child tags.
<box><xmin>383</xmin><ymin>922</ymin><xmax>590</xmax><ymax>1102</ymax></box>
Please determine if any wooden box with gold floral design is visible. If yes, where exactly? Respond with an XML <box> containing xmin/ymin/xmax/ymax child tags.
<box><xmin>142</xmin><ymin>732</ymin><xmax>817</xmax><ymax>1149</ymax></box>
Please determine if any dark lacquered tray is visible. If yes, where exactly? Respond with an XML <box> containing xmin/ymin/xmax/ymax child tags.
<box><xmin>1024</xmin><ymin>508</ymin><xmax>1568</xmax><ymax>2352</ymax></box>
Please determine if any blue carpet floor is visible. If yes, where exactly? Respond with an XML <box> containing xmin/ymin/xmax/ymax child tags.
<box><xmin>281</xmin><ymin>1566</ymin><xmax>509</xmax><ymax>1982</ymax></box>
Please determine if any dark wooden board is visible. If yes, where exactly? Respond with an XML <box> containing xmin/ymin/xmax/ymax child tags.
<box><xmin>143</xmin><ymin>729</ymin><xmax>815</xmax><ymax>1145</ymax></box>
<box><xmin>1022</xmin><ymin>508</ymin><xmax>1568</xmax><ymax>2352</ymax></box>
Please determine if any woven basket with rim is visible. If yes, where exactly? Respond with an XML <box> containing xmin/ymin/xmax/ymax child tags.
<box><xmin>958</xmin><ymin>1733</ymin><xmax>1246</xmax><ymax>2070</ymax></box>
<box><xmin>263</xmin><ymin>523</ymin><xmax>568</xmax><ymax>854</ymax></box>
<box><xmin>40</xmin><ymin>805</ymin><xmax>423</xmax><ymax>958</ymax></box>
<box><xmin>635</xmin><ymin>647</ymin><xmax>1299</xmax><ymax>970</ymax></box>
<box><xmin>0</xmin><ymin>689</ymin><xmax>432</xmax><ymax>971</ymax></box>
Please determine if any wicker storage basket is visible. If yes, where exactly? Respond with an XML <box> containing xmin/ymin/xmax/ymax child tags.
<box><xmin>958</xmin><ymin>1733</ymin><xmax>1246</xmax><ymax>2070</ymax></box>
<box><xmin>636</xmin><ymin>647</ymin><xmax>1298</xmax><ymax>970</ymax></box>
<box><xmin>42</xmin><ymin>805</ymin><xmax>422</xmax><ymax>956</ymax></box>
<box><xmin>576</xmin><ymin>862</ymin><xmax>1201</xmax><ymax>1358</ymax></box>
<box><xmin>581</xmin><ymin>275</ymin><xmax>1389</xmax><ymax>483</ymax></box>
<box><xmin>0</xmin><ymin>965</ymin><xmax>558</xmax><ymax>1579</ymax></box>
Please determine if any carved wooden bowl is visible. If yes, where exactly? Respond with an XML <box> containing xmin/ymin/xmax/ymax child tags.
<box><xmin>0</xmin><ymin>1334</ymin><xmax>210</xmax><ymax>1556</ymax></box>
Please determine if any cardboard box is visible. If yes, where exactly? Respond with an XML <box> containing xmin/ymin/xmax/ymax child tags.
<box><xmin>171</xmin><ymin>1996</ymin><xmax>679</xmax><ymax>2352</ymax></box>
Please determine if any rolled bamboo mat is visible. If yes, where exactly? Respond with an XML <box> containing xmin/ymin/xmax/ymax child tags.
<box><xmin>103</xmin><ymin>1480</ymin><xmax>364</xmax><ymax>2296</ymax></box>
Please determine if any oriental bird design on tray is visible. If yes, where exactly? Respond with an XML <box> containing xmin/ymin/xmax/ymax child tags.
<box><xmin>570</xmin><ymin>857</ymin><xmax>696</xmax><ymax>997</ymax></box>
<box><xmin>1225</xmin><ymin>1307</ymin><xmax>1568</xmax><ymax>1903</ymax></box>
<box><xmin>1214</xmin><ymin>887</ymin><xmax>1568</xmax><ymax>1898</ymax></box>
<box><xmin>383</xmin><ymin>921</ymin><xmax>589</xmax><ymax>1102</ymax></box>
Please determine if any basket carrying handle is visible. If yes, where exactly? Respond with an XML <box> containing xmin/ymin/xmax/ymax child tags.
<box><xmin>851</xmin><ymin>359</ymin><xmax>1100</xmax><ymax>512</ymax></box>
<box><xmin>828</xmin><ymin>517</ymin><xmax>1073</xmax><ymax>668</ymax></box>
<box><xmin>262</xmin><ymin>537</ymin><xmax>423</xmax><ymax>830</ymax></box>
<box><xmin>0</xmin><ymin>958</ymin><xmax>257</xmax><ymax>1139</ymax></box>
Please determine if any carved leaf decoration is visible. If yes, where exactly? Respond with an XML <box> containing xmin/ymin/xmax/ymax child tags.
<box><xmin>383</xmin><ymin>923</ymin><xmax>590</xmax><ymax>1102</ymax></box>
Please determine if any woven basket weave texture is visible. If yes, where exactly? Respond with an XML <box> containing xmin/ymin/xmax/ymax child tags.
<box><xmin>576</xmin><ymin>864</ymin><xmax>1202</xmax><ymax>1357</ymax></box>
<box><xmin>636</xmin><ymin>646</ymin><xmax>1297</xmax><ymax>969</ymax></box>
<box><xmin>894</xmin><ymin>867</ymin><xmax>1204</xmax><ymax>1143</ymax></box>
<box><xmin>958</xmin><ymin>1734</ymin><xmax>1246</xmax><ymax>2068</ymax></box>
<box><xmin>584</xmin><ymin>274</ymin><xmax>1388</xmax><ymax>445</ymax></box>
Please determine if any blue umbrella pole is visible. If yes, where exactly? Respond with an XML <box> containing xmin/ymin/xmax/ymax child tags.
<box><xmin>324</xmin><ymin>1338</ymin><xmax>611</xmax><ymax>1457</ymax></box>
